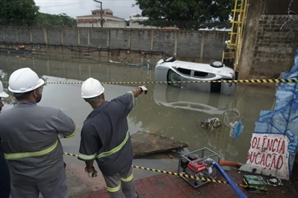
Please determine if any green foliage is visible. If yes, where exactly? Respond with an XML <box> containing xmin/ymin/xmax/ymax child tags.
<box><xmin>0</xmin><ymin>0</ymin><xmax>39</xmax><ymax>26</ymax></box>
<box><xmin>134</xmin><ymin>0</ymin><xmax>232</xmax><ymax>29</ymax></box>
<box><xmin>0</xmin><ymin>0</ymin><xmax>76</xmax><ymax>27</ymax></box>
<box><xmin>36</xmin><ymin>13</ymin><xmax>77</xmax><ymax>27</ymax></box>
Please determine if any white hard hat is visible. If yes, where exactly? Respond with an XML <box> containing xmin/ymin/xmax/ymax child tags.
<box><xmin>0</xmin><ymin>81</ymin><xmax>9</xmax><ymax>98</ymax></box>
<box><xmin>81</xmin><ymin>77</ymin><xmax>105</xmax><ymax>99</ymax></box>
<box><xmin>8</xmin><ymin>68</ymin><xmax>45</xmax><ymax>93</ymax></box>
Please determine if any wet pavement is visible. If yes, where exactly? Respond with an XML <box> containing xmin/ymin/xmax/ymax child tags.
<box><xmin>65</xmin><ymin>163</ymin><xmax>106</xmax><ymax>197</ymax></box>
<box><xmin>65</xmin><ymin>161</ymin><xmax>298</xmax><ymax>198</ymax></box>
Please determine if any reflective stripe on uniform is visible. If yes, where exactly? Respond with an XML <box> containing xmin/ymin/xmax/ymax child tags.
<box><xmin>65</xmin><ymin>128</ymin><xmax>77</xmax><ymax>138</ymax></box>
<box><xmin>107</xmin><ymin>184</ymin><xmax>121</xmax><ymax>193</ymax></box>
<box><xmin>97</xmin><ymin>131</ymin><xmax>129</xmax><ymax>159</ymax></box>
<box><xmin>78</xmin><ymin>152</ymin><xmax>97</xmax><ymax>161</ymax></box>
<box><xmin>4</xmin><ymin>139</ymin><xmax>59</xmax><ymax>160</ymax></box>
<box><xmin>128</xmin><ymin>91</ymin><xmax>136</xmax><ymax>106</ymax></box>
<box><xmin>120</xmin><ymin>173</ymin><xmax>134</xmax><ymax>182</ymax></box>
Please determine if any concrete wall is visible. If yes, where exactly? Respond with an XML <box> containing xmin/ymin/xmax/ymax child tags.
<box><xmin>238</xmin><ymin>0</ymin><xmax>298</xmax><ymax>79</ymax></box>
<box><xmin>250</xmin><ymin>15</ymin><xmax>297</xmax><ymax>77</ymax></box>
<box><xmin>265</xmin><ymin>0</ymin><xmax>298</xmax><ymax>14</ymax></box>
<box><xmin>0</xmin><ymin>26</ymin><xmax>229</xmax><ymax>62</ymax></box>
<box><xmin>78</xmin><ymin>21</ymin><xmax>126</xmax><ymax>28</ymax></box>
<box><xmin>78</xmin><ymin>21</ymin><xmax>159</xmax><ymax>29</ymax></box>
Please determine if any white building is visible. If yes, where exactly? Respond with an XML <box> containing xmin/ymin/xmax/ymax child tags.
<box><xmin>77</xmin><ymin>9</ymin><xmax>159</xmax><ymax>29</ymax></box>
<box><xmin>77</xmin><ymin>9</ymin><xmax>126</xmax><ymax>28</ymax></box>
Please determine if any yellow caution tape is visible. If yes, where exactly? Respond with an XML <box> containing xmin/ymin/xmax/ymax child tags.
<box><xmin>45</xmin><ymin>78</ymin><xmax>298</xmax><ymax>85</ymax></box>
<box><xmin>63</xmin><ymin>152</ymin><xmax>281</xmax><ymax>190</ymax></box>
<box><xmin>132</xmin><ymin>164</ymin><xmax>228</xmax><ymax>184</ymax></box>
<box><xmin>64</xmin><ymin>152</ymin><xmax>78</xmax><ymax>157</ymax></box>
<box><xmin>131</xmin><ymin>165</ymin><xmax>273</xmax><ymax>190</ymax></box>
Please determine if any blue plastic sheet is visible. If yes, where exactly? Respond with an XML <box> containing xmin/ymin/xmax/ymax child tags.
<box><xmin>253</xmin><ymin>49</ymin><xmax>298</xmax><ymax>176</ymax></box>
<box><xmin>232</xmin><ymin>121</ymin><xmax>243</xmax><ymax>140</ymax></box>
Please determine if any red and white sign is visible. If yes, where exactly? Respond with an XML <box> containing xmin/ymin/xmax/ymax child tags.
<box><xmin>244</xmin><ymin>133</ymin><xmax>290</xmax><ymax>179</ymax></box>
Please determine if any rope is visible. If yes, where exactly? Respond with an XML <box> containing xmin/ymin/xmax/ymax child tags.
<box><xmin>222</xmin><ymin>108</ymin><xmax>241</xmax><ymax>128</ymax></box>
<box><xmin>221</xmin><ymin>85</ymin><xmax>250</xmax><ymax>130</ymax></box>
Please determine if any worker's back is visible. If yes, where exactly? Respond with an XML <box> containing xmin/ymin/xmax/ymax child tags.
<box><xmin>80</xmin><ymin>92</ymin><xmax>134</xmax><ymax>176</ymax></box>
<box><xmin>0</xmin><ymin>102</ymin><xmax>75</xmax><ymax>182</ymax></box>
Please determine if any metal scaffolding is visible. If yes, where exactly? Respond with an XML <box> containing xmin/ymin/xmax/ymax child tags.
<box><xmin>222</xmin><ymin>0</ymin><xmax>248</xmax><ymax>71</ymax></box>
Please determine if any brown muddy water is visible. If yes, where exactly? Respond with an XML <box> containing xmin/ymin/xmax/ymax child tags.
<box><xmin>0</xmin><ymin>53</ymin><xmax>276</xmax><ymax>179</ymax></box>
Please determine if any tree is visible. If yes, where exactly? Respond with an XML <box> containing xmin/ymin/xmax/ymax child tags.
<box><xmin>134</xmin><ymin>0</ymin><xmax>232</xmax><ymax>30</ymax></box>
<box><xmin>36</xmin><ymin>13</ymin><xmax>77</xmax><ymax>27</ymax></box>
<box><xmin>0</xmin><ymin>0</ymin><xmax>39</xmax><ymax>26</ymax></box>
<box><xmin>58</xmin><ymin>13</ymin><xmax>77</xmax><ymax>27</ymax></box>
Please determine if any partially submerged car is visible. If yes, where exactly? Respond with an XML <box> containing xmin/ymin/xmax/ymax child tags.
<box><xmin>154</xmin><ymin>57</ymin><xmax>236</xmax><ymax>95</ymax></box>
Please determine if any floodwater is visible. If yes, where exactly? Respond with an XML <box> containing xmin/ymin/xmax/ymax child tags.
<box><xmin>0</xmin><ymin>53</ymin><xmax>276</xmax><ymax>179</ymax></box>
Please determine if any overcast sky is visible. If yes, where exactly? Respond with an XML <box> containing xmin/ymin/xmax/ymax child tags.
<box><xmin>35</xmin><ymin>0</ymin><xmax>141</xmax><ymax>19</ymax></box>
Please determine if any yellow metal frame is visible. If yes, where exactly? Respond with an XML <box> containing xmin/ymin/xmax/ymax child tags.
<box><xmin>222</xmin><ymin>0</ymin><xmax>248</xmax><ymax>71</ymax></box>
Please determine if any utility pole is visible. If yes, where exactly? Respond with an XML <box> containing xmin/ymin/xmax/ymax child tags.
<box><xmin>93</xmin><ymin>0</ymin><xmax>103</xmax><ymax>28</ymax></box>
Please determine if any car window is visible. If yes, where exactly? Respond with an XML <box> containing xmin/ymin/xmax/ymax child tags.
<box><xmin>177</xmin><ymin>68</ymin><xmax>191</xmax><ymax>76</ymax></box>
<box><xmin>194</xmin><ymin>71</ymin><xmax>209</xmax><ymax>77</ymax></box>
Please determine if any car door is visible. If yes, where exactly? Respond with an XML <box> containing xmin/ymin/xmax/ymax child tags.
<box><xmin>183</xmin><ymin>70</ymin><xmax>211</xmax><ymax>92</ymax></box>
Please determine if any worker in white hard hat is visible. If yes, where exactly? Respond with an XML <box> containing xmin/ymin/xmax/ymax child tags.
<box><xmin>78</xmin><ymin>77</ymin><xmax>147</xmax><ymax>198</ymax></box>
<box><xmin>0</xmin><ymin>68</ymin><xmax>77</xmax><ymax>198</ymax></box>
<box><xmin>0</xmin><ymin>80</ymin><xmax>10</xmax><ymax>198</ymax></box>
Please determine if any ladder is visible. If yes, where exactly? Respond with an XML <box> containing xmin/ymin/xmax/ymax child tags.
<box><xmin>222</xmin><ymin>0</ymin><xmax>248</xmax><ymax>71</ymax></box>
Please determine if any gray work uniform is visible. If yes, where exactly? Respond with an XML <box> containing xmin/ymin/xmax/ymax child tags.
<box><xmin>0</xmin><ymin>102</ymin><xmax>76</xmax><ymax>198</ymax></box>
<box><xmin>79</xmin><ymin>91</ymin><xmax>137</xmax><ymax>198</ymax></box>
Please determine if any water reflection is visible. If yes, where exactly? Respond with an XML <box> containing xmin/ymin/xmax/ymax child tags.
<box><xmin>154</xmin><ymin>84</ymin><xmax>234</xmax><ymax>115</ymax></box>
<box><xmin>0</xmin><ymin>53</ymin><xmax>276</xmax><ymax>176</ymax></box>
<box><xmin>0</xmin><ymin>54</ymin><xmax>154</xmax><ymax>83</ymax></box>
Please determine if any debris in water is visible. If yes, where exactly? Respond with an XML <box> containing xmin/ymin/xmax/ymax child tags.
<box><xmin>199</xmin><ymin>117</ymin><xmax>221</xmax><ymax>132</ymax></box>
